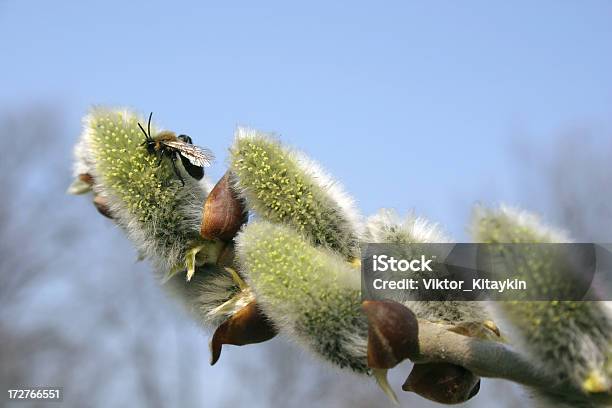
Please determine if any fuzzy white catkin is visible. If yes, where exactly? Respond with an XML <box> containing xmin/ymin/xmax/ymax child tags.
<box><xmin>472</xmin><ymin>204</ymin><xmax>612</xmax><ymax>406</ymax></box>
<box><xmin>365</xmin><ymin>208</ymin><xmax>493</xmax><ymax>324</ymax></box>
<box><xmin>229</xmin><ymin>128</ymin><xmax>363</xmax><ymax>259</ymax></box>
<box><xmin>72</xmin><ymin>107</ymin><xmax>239</xmax><ymax>327</ymax></box>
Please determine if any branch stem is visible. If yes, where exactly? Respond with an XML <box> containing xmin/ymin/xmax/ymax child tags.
<box><xmin>413</xmin><ymin>320</ymin><xmax>585</xmax><ymax>399</ymax></box>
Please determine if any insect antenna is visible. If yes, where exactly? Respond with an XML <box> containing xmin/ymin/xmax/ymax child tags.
<box><xmin>138</xmin><ymin>112</ymin><xmax>154</xmax><ymax>141</ymax></box>
<box><xmin>147</xmin><ymin>111</ymin><xmax>152</xmax><ymax>139</ymax></box>
<box><xmin>137</xmin><ymin>122</ymin><xmax>148</xmax><ymax>140</ymax></box>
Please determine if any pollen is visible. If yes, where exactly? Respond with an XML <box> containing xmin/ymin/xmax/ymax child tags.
<box><xmin>230</xmin><ymin>134</ymin><xmax>358</xmax><ymax>259</ymax></box>
<box><xmin>86</xmin><ymin>108</ymin><xmax>206</xmax><ymax>270</ymax></box>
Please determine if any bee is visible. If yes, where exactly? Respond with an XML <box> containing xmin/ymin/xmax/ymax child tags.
<box><xmin>138</xmin><ymin>112</ymin><xmax>214</xmax><ymax>186</ymax></box>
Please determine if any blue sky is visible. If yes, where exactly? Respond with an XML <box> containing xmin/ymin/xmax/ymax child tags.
<box><xmin>1</xmin><ymin>0</ymin><xmax>611</xmax><ymax>238</ymax></box>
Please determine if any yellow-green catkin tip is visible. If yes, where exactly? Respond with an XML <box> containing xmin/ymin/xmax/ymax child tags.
<box><xmin>582</xmin><ymin>369</ymin><xmax>608</xmax><ymax>393</ymax></box>
<box><xmin>89</xmin><ymin>110</ymin><xmax>181</xmax><ymax>225</ymax></box>
<box><xmin>86</xmin><ymin>108</ymin><xmax>208</xmax><ymax>271</ymax></box>
<box><xmin>230</xmin><ymin>131</ymin><xmax>359</xmax><ymax>259</ymax></box>
<box><xmin>237</xmin><ymin>221</ymin><xmax>368</xmax><ymax>372</ymax></box>
<box><xmin>471</xmin><ymin>205</ymin><xmax>612</xmax><ymax>391</ymax></box>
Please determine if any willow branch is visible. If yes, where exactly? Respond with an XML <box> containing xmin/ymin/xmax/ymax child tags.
<box><xmin>413</xmin><ymin>320</ymin><xmax>586</xmax><ymax>399</ymax></box>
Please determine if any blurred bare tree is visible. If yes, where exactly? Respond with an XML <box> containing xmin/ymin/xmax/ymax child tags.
<box><xmin>0</xmin><ymin>106</ymin><xmax>211</xmax><ymax>407</ymax></box>
<box><xmin>514</xmin><ymin>127</ymin><xmax>612</xmax><ymax>241</ymax></box>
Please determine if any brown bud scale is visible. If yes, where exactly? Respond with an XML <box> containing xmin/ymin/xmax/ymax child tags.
<box><xmin>93</xmin><ymin>195</ymin><xmax>113</xmax><ymax>219</ymax></box>
<box><xmin>210</xmin><ymin>301</ymin><xmax>277</xmax><ymax>366</ymax></box>
<box><xmin>403</xmin><ymin>362</ymin><xmax>481</xmax><ymax>404</ymax></box>
<box><xmin>201</xmin><ymin>171</ymin><xmax>247</xmax><ymax>241</ymax></box>
<box><xmin>362</xmin><ymin>300</ymin><xmax>419</xmax><ymax>370</ymax></box>
<box><xmin>79</xmin><ymin>173</ymin><xmax>94</xmax><ymax>185</ymax></box>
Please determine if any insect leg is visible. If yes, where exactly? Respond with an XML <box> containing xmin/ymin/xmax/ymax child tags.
<box><xmin>170</xmin><ymin>154</ymin><xmax>185</xmax><ymax>186</ymax></box>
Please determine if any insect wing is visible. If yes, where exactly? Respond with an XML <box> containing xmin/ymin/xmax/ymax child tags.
<box><xmin>161</xmin><ymin>140</ymin><xmax>215</xmax><ymax>167</ymax></box>
<box><xmin>179</xmin><ymin>154</ymin><xmax>205</xmax><ymax>180</ymax></box>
